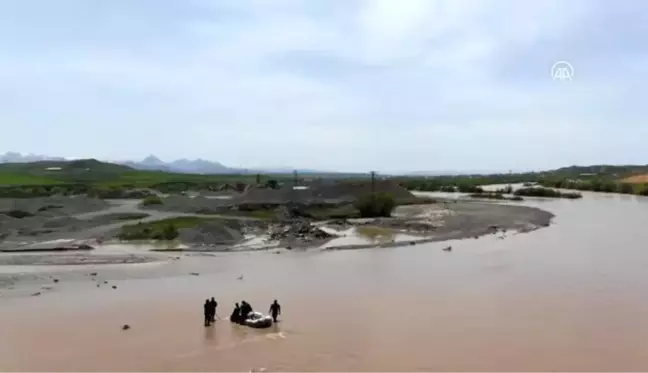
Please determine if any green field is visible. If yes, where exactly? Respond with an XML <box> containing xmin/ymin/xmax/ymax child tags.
<box><xmin>0</xmin><ymin>159</ymin><xmax>290</xmax><ymax>187</ymax></box>
<box><xmin>0</xmin><ymin>172</ymin><xmax>65</xmax><ymax>186</ymax></box>
<box><xmin>2</xmin><ymin>159</ymin><xmax>648</xmax><ymax>198</ymax></box>
<box><xmin>0</xmin><ymin>168</ymin><xmax>271</xmax><ymax>186</ymax></box>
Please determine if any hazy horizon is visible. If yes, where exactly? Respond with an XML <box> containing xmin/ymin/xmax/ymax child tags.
<box><xmin>4</xmin><ymin>150</ymin><xmax>643</xmax><ymax>176</ymax></box>
<box><xmin>0</xmin><ymin>150</ymin><xmax>530</xmax><ymax>174</ymax></box>
<box><xmin>1</xmin><ymin>1</ymin><xmax>647</xmax><ymax>173</ymax></box>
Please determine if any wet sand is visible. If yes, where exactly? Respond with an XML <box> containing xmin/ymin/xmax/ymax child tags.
<box><xmin>2</xmin><ymin>192</ymin><xmax>648</xmax><ymax>371</ymax></box>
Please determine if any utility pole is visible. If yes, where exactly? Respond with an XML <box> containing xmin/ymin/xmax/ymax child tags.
<box><xmin>370</xmin><ymin>170</ymin><xmax>376</xmax><ymax>194</ymax></box>
<box><xmin>291</xmin><ymin>170</ymin><xmax>298</xmax><ymax>206</ymax></box>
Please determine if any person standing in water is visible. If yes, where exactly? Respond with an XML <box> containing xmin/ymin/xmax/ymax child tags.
<box><xmin>240</xmin><ymin>301</ymin><xmax>252</xmax><ymax>320</ymax></box>
<box><xmin>269</xmin><ymin>300</ymin><xmax>281</xmax><ymax>323</ymax></box>
<box><xmin>203</xmin><ymin>299</ymin><xmax>211</xmax><ymax>326</ymax></box>
<box><xmin>230</xmin><ymin>303</ymin><xmax>241</xmax><ymax>323</ymax></box>
<box><xmin>209</xmin><ymin>297</ymin><xmax>218</xmax><ymax>322</ymax></box>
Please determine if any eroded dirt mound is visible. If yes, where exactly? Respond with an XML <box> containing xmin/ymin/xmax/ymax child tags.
<box><xmin>237</xmin><ymin>185</ymin><xmax>325</xmax><ymax>205</ymax></box>
<box><xmin>269</xmin><ymin>220</ymin><xmax>335</xmax><ymax>241</ymax></box>
<box><xmin>140</xmin><ymin>196</ymin><xmax>232</xmax><ymax>214</ymax></box>
<box><xmin>310</xmin><ymin>180</ymin><xmax>414</xmax><ymax>201</ymax></box>
<box><xmin>238</xmin><ymin>180</ymin><xmax>415</xmax><ymax>205</ymax></box>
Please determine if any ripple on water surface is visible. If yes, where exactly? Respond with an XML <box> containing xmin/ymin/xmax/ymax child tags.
<box><xmin>3</xmin><ymin>192</ymin><xmax>648</xmax><ymax>371</ymax></box>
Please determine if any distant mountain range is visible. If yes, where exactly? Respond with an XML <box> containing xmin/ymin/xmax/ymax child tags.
<box><xmin>0</xmin><ymin>152</ymin><xmax>349</xmax><ymax>175</ymax></box>
<box><xmin>119</xmin><ymin>155</ymin><xmax>233</xmax><ymax>174</ymax></box>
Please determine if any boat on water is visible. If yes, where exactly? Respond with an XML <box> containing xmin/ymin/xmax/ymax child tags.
<box><xmin>244</xmin><ymin>311</ymin><xmax>273</xmax><ymax>329</ymax></box>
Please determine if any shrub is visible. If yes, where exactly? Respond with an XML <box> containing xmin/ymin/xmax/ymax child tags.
<box><xmin>619</xmin><ymin>183</ymin><xmax>635</xmax><ymax>194</ymax></box>
<box><xmin>355</xmin><ymin>192</ymin><xmax>396</xmax><ymax>218</ymax></box>
<box><xmin>639</xmin><ymin>185</ymin><xmax>648</xmax><ymax>196</ymax></box>
<box><xmin>600</xmin><ymin>182</ymin><xmax>617</xmax><ymax>193</ymax></box>
<box><xmin>141</xmin><ymin>195</ymin><xmax>163</xmax><ymax>206</ymax></box>
<box><xmin>439</xmin><ymin>185</ymin><xmax>456</xmax><ymax>192</ymax></box>
<box><xmin>118</xmin><ymin>222</ymin><xmax>178</xmax><ymax>241</ymax></box>
<box><xmin>514</xmin><ymin>187</ymin><xmax>582</xmax><ymax>199</ymax></box>
<box><xmin>456</xmin><ymin>184</ymin><xmax>484</xmax><ymax>193</ymax></box>
<box><xmin>117</xmin><ymin>223</ymin><xmax>150</xmax><ymax>240</ymax></box>
<box><xmin>153</xmin><ymin>223</ymin><xmax>179</xmax><ymax>240</ymax></box>
<box><xmin>468</xmin><ymin>192</ymin><xmax>523</xmax><ymax>201</ymax></box>
<box><xmin>469</xmin><ymin>192</ymin><xmax>505</xmax><ymax>200</ymax></box>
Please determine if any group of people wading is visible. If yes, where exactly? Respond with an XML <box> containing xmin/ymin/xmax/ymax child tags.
<box><xmin>203</xmin><ymin>298</ymin><xmax>281</xmax><ymax>327</ymax></box>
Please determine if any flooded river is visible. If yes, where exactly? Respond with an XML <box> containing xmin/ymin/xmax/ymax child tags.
<box><xmin>2</xmin><ymin>191</ymin><xmax>648</xmax><ymax>371</ymax></box>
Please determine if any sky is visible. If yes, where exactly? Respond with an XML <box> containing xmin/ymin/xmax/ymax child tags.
<box><xmin>1</xmin><ymin>0</ymin><xmax>647</xmax><ymax>173</ymax></box>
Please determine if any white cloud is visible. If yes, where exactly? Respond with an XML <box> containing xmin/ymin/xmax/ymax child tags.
<box><xmin>0</xmin><ymin>0</ymin><xmax>646</xmax><ymax>172</ymax></box>
<box><xmin>358</xmin><ymin>0</ymin><xmax>433</xmax><ymax>40</ymax></box>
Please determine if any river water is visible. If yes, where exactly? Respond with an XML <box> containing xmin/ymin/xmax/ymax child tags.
<box><xmin>2</xmin><ymin>191</ymin><xmax>648</xmax><ymax>371</ymax></box>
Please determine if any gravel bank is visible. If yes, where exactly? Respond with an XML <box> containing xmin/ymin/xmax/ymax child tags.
<box><xmin>139</xmin><ymin>195</ymin><xmax>234</xmax><ymax>214</ymax></box>
<box><xmin>0</xmin><ymin>196</ymin><xmax>109</xmax><ymax>216</ymax></box>
<box><xmin>0</xmin><ymin>199</ymin><xmax>557</xmax><ymax>295</ymax></box>
<box><xmin>319</xmin><ymin>202</ymin><xmax>553</xmax><ymax>250</ymax></box>
<box><xmin>176</xmin><ymin>220</ymin><xmax>245</xmax><ymax>245</ymax></box>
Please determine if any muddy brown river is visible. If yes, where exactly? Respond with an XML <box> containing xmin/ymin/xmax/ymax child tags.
<box><xmin>2</xmin><ymin>191</ymin><xmax>648</xmax><ymax>371</ymax></box>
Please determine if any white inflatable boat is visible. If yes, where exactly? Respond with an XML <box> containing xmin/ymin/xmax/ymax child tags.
<box><xmin>244</xmin><ymin>311</ymin><xmax>273</xmax><ymax>329</ymax></box>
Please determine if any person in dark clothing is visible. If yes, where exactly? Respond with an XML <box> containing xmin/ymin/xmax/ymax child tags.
<box><xmin>269</xmin><ymin>299</ymin><xmax>281</xmax><ymax>323</ymax></box>
<box><xmin>239</xmin><ymin>301</ymin><xmax>247</xmax><ymax>320</ymax></box>
<box><xmin>240</xmin><ymin>301</ymin><xmax>252</xmax><ymax>321</ymax></box>
<box><xmin>230</xmin><ymin>303</ymin><xmax>241</xmax><ymax>323</ymax></box>
<box><xmin>203</xmin><ymin>299</ymin><xmax>211</xmax><ymax>326</ymax></box>
<box><xmin>209</xmin><ymin>297</ymin><xmax>218</xmax><ymax>322</ymax></box>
